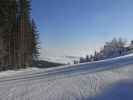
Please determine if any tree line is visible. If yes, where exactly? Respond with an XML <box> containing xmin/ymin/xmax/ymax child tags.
<box><xmin>75</xmin><ymin>38</ymin><xmax>133</xmax><ymax>64</ymax></box>
<box><xmin>0</xmin><ymin>0</ymin><xmax>39</xmax><ymax>70</ymax></box>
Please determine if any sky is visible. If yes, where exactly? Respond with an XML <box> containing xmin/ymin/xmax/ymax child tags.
<box><xmin>31</xmin><ymin>0</ymin><xmax>133</xmax><ymax>62</ymax></box>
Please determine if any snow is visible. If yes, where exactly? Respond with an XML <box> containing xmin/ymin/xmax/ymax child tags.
<box><xmin>0</xmin><ymin>67</ymin><xmax>40</xmax><ymax>78</ymax></box>
<box><xmin>0</xmin><ymin>54</ymin><xmax>133</xmax><ymax>100</ymax></box>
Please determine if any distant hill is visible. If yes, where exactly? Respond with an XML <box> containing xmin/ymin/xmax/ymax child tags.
<box><xmin>32</xmin><ymin>60</ymin><xmax>64</xmax><ymax>68</ymax></box>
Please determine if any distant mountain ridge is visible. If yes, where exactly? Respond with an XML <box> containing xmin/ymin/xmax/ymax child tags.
<box><xmin>42</xmin><ymin>55</ymin><xmax>80</xmax><ymax>64</ymax></box>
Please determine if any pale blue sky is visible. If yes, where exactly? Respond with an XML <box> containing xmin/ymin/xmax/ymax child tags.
<box><xmin>31</xmin><ymin>0</ymin><xmax>133</xmax><ymax>59</ymax></box>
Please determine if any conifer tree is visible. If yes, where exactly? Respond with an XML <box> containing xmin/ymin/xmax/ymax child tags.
<box><xmin>17</xmin><ymin>0</ymin><xmax>39</xmax><ymax>67</ymax></box>
<box><xmin>0</xmin><ymin>0</ymin><xmax>17</xmax><ymax>69</ymax></box>
<box><xmin>0</xmin><ymin>0</ymin><xmax>39</xmax><ymax>70</ymax></box>
<box><xmin>31</xmin><ymin>19</ymin><xmax>40</xmax><ymax>60</ymax></box>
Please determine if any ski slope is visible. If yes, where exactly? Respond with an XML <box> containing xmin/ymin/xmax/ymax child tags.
<box><xmin>0</xmin><ymin>54</ymin><xmax>133</xmax><ymax>100</ymax></box>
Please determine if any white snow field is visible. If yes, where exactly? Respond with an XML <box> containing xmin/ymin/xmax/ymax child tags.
<box><xmin>0</xmin><ymin>54</ymin><xmax>133</xmax><ymax>100</ymax></box>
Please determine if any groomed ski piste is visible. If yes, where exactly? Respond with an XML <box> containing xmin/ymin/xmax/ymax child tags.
<box><xmin>0</xmin><ymin>54</ymin><xmax>133</xmax><ymax>100</ymax></box>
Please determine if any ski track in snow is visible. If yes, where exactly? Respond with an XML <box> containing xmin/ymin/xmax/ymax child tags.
<box><xmin>0</xmin><ymin>54</ymin><xmax>133</xmax><ymax>100</ymax></box>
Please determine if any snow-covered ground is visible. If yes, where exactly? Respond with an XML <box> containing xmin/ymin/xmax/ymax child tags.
<box><xmin>0</xmin><ymin>54</ymin><xmax>133</xmax><ymax>100</ymax></box>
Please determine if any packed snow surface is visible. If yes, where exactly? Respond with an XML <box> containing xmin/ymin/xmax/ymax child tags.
<box><xmin>0</xmin><ymin>54</ymin><xmax>133</xmax><ymax>100</ymax></box>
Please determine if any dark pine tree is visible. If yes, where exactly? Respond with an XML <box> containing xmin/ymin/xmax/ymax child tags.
<box><xmin>17</xmin><ymin>0</ymin><xmax>32</xmax><ymax>67</ymax></box>
<box><xmin>0</xmin><ymin>0</ymin><xmax>17</xmax><ymax>70</ymax></box>
<box><xmin>31</xmin><ymin>19</ymin><xmax>40</xmax><ymax>61</ymax></box>
<box><xmin>17</xmin><ymin>0</ymin><xmax>39</xmax><ymax>68</ymax></box>
<box><xmin>0</xmin><ymin>0</ymin><xmax>39</xmax><ymax>70</ymax></box>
